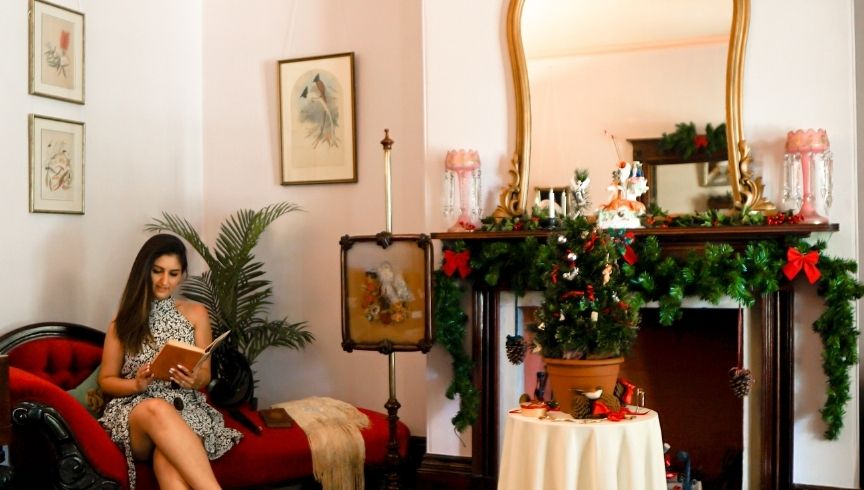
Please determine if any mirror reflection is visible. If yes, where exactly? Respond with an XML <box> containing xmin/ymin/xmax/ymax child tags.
<box><xmin>522</xmin><ymin>0</ymin><xmax>732</xmax><ymax>214</ymax></box>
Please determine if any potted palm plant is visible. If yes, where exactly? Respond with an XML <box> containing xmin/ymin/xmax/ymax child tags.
<box><xmin>146</xmin><ymin>202</ymin><xmax>314</xmax><ymax>406</ymax></box>
<box><xmin>531</xmin><ymin>215</ymin><xmax>642</xmax><ymax>413</ymax></box>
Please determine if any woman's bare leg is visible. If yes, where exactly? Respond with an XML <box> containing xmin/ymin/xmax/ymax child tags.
<box><xmin>128</xmin><ymin>398</ymin><xmax>221</xmax><ymax>489</ymax></box>
<box><xmin>153</xmin><ymin>447</ymin><xmax>192</xmax><ymax>490</ymax></box>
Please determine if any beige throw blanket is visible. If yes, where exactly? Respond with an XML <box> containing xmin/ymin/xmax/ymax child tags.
<box><xmin>272</xmin><ymin>397</ymin><xmax>370</xmax><ymax>490</ymax></box>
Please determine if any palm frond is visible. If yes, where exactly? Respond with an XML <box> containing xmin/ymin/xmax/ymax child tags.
<box><xmin>146</xmin><ymin>202</ymin><xmax>310</xmax><ymax>366</ymax></box>
<box><xmin>146</xmin><ymin>213</ymin><xmax>218</xmax><ymax>267</ymax></box>
<box><xmin>239</xmin><ymin>319</ymin><xmax>315</xmax><ymax>363</ymax></box>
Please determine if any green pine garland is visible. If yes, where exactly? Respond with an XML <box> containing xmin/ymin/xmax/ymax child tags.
<box><xmin>434</xmin><ymin>215</ymin><xmax>863</xmax><ymax>439</ymax></box>
<box><xmin>660</xmin><ymin>122</ymin><xmax>727</xmax><ymax>159</ymax></box>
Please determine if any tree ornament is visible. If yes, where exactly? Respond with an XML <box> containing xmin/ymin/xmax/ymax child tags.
<box><xmin>505</xmin><ymin>335</ymin><xmax>527</xmax><ymax>365</ymax></box>
<box><xmin>729</xmin><ymin>367</ymin><xmax>754</xmax><ymax>398</ymax></box>
<box><xmin>505</xmin><ymin>298</ymin><xmax>527</xmax><ymax>365</ymax></box>
<box><xmin>729</xmin><ymin>308</ymin><xmax>754</xmax><ymax>398</ymax></box>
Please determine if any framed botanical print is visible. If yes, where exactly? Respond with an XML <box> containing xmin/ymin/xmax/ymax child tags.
<box><xmin>278</xmin><ymin>52</ymin><xmax>356</xmax><ymax>185</ymax></box>
<box><xmin>29</xmin><ymin>0</ymin><xmax>85</xmax><ymax>104</ymax></box>
<box><xmin>29</xmin><ymin>114</ymin><xmax>85</xmax><ymax>214</ymax></box>
<box><xmin>340</xmin><ymin>233</ymin><xmax>433</xmax><ymax>353</ymax></box>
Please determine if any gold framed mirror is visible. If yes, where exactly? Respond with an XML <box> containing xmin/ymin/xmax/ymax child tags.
<box><xmin>494</xmin><ymin>0</ymin><xmax>775</xmax><ymax>218</ymax></box>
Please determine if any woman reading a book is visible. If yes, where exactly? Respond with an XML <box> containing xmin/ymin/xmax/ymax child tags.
<box><xmin>98</xmin><ymin>234</ymin><xmax>241</xmax><ymax>489</ymax></box>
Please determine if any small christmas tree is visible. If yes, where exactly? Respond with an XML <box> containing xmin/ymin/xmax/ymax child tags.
<box><xmin>531</xmin><ymin>216</ymin><xmax>642</xmax><ymax>359</ymax></box>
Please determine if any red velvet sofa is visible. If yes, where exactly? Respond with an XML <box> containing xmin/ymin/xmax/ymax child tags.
<box><xmin>0</xmin><ymin>322</ymin><xmax>410</xmax><ymax>489</ymax></box>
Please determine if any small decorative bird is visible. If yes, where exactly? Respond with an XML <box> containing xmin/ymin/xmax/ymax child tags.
<box><xmin>579</xmin><ymin>387</ymin><xmax>603</xmax><ymax>400</ymax></box>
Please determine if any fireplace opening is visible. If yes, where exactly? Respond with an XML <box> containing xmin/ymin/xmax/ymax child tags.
<box><xmin>620</xmin><ymin>308</ymin><xmax>743</xmax><ymax>490</ymax></box>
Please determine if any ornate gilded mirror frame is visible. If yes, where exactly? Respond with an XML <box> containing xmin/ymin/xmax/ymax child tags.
<box><xmin>494</xmin><ymin>0</ymin><xmax>775</xmax><ymax>218</ymax></box>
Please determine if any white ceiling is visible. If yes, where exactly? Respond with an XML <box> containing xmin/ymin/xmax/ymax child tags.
<box><xmin>522</xmin><ymin>0</ymin><xmax>732</xmax><ymax>59</ymax></box>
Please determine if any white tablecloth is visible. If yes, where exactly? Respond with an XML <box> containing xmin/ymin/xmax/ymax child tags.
<box><xmin>498</xmin><ymin>409</ymin><xmax>666</xmax><ymax>490</ymax></box>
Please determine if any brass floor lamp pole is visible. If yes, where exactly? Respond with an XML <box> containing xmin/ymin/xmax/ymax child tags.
<box><xmin>381</xmin><ymin>129</ymin><xmax>402</xmax><ymax>490</ymax></box>
<box><xmin>384</xmin><ymin>351</ymin><xmax>401</xmax><ymax>489</ymax></box>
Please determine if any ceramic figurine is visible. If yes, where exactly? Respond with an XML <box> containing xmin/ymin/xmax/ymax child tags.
<box><xmin>597</xmin><ymin>161</ymin><xmax>648</xmax><ymax>229</ymax></box>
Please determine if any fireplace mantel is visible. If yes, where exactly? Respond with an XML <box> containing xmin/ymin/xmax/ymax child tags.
<box><xmin>429</xmin><ymin>223</ymin><xmax>838</xmax><ymax>489</ymax></box>
<box><xmin>432</xmin><ymin>222</ymin><xmax>838</xmax><ymax>245</ymax></box>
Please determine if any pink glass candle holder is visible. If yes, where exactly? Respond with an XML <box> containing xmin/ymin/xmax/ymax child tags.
<box><xmin>444</xmin><ymin>149</ymin><xmax>482</xmax><ymax>231</ymax></box>
<box><xmin>784</xmin><ymin>129</ymin><xmax>832</xmax><ymax>224</ymax></box>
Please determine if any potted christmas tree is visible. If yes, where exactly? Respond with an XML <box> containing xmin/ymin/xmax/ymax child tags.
<box><xmin>531</xmin><ymin>214</ymin><xmax>642</xmax><ymax>414</ymax></box>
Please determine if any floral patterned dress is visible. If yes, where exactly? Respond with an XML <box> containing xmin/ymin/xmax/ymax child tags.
<box><xmin>98</xmin><ymin>298</ymin><xmax>242</xmax><ymax>489</ymax></box>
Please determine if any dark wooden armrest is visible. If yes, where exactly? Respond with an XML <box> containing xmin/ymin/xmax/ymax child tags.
<box><xmin>8</xmin><ymin>367</ymin><xmax>126</xmax><ymax>488</ymax></box>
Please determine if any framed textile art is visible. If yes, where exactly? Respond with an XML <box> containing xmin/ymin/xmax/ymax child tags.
<box><xmin>29</xmin><ymin>114</ymin><xmax>85</xmax><ymax>214</ymax></box>
<box><xmin>29</xmin><ymin>0</ymin><xmax>85</xmax><ymax>104</ymax></box>
<box><xmin>340</xmin><ymin>233</ymin><xmax>433</xmax><ymax>353</ymax></box>
<box><xmin>278</xmin><ymin>52</ymin><xmax>357</xmax><ymax>185</ymax></box>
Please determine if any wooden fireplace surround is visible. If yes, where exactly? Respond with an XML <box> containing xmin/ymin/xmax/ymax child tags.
<box><xmin>428</xmin><ymin>223</ymin><xmax>837</xmax><ymax>489</ymax></box>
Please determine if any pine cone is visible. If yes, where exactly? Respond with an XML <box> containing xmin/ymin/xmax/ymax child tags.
<box><xmin>613</xmin><ymin>381</ymin><xmax>625</xmax><ymax>400</ymax></box>
<box><xmin>729</xmin><ymin>367</ymin><xmax>754</xmax><ymax>398</ymax></box>
<box><xmin>505</xmin><ymin>335</ymin><xmax>527</xmax><ymax>365</ymax></box>
<box><xmin>570</xmin><ymin>393</ymin><xmax>592</xmax><ymax>419</ymax></box>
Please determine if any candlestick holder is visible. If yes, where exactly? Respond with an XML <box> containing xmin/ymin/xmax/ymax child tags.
<box><xmin>443</xmin><ymin>149</ymin><xmax>482</xmax><ymax>231</ymax></box>
<box><xmin>784</xmin><ymin>129</ymin><xmax>832</xmax><ymax>224</ymax></box>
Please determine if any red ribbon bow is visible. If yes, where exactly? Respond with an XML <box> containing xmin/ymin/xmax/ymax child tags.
<box><xmin>561</xmin><ymin>285</ymin><xmax>595</xmax><ymax>302</ymax></box>
<box><xmin>617</xmin><ymin>378</ymin><xmax>637</xmax><ymax>405</ymax></box>
<box><xmin>442</xmin><ymin>250</ymin><xmax>471</xmax><ymax>278</ymax></box>
<box><xmin>621</xmin><ymin>244</ymin><xmax>637</xmax><ymax>265</ymax></box>
<box><xmin>591</xmin><ymin>402</ymin><xmax>636</xmax><ymax>421</ymax></box>
<box><xmin>782</xmin><ymin>247</ymin><xmax>821</xmax><ymax>284</ymax></box>
<box><xmin>584</xmin><ymin>233</ymin><xmax>598</xmax><ymax>252</ymax></box>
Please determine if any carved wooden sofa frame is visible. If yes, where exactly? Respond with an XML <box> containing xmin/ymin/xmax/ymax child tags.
<box><xmin>0</xmin><ymin>322</ymin><xmax>410</xmax><ymax>489</ymax></box>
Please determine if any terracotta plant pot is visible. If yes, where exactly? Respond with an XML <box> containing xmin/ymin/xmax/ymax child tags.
<box><xmin>543</xmin><ymin>356</ymin><xmax>625</xmax><ymax>414</ymax></box>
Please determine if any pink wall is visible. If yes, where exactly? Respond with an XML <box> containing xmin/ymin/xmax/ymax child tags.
<box><xmin>201</xmin><ymin>0</ymin><xmax>428</xmax><ymax>434</ymax></box>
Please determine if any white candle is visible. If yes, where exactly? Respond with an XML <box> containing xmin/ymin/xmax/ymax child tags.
<box><xmin>548</xmin><ymin>188</ymin><xmax>556</xmax><ymax>218</ymax></box>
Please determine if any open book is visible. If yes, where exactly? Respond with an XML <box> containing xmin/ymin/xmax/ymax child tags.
<box><xmin>151</xmin><ymin>330</ymin><xmax>231</xmax><ymax>381</ymax></box>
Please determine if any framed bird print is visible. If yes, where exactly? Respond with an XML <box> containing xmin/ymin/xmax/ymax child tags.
<box><xmin>29</xmin><ymin>114</ymin><xmax>85</xmax><ymax>214</ymax></box>
<box><xmin>339</xmin><ymin>233</ymin><xmax>434</xmax><ymax>354</ymax></box>
<box><xmin>29</xmin><ymin>0</ymin><xmax>85</xmax><ymax>104</ymax></box>
<box><xmin>278</xmin><ymin>52</ymin><xmax>357</xmax><ymax>185</ymax></box>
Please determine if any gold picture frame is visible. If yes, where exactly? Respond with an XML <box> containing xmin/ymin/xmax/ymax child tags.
<box><xmin>29</xmin><ymin>0</ymin><xmax>85</xmax><ymax>104</ymax></box>
<box><xmin>278</xmin><ymin>52</ymin><xmax>357</xmax><ymax>185</ymax></box>
<box><xmin>340</xmin><ymin>233</ymin><xmax>433</xmax><ymax>353</ymax></box>
<box><xmin>29</xmin><ymin>114</ymin><xmax>85</xmax><ymax>214</ymax></box>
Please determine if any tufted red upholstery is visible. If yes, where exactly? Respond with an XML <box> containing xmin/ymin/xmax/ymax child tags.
<box><xmin>8</xmin><ymin>338</ymin><xmax>102</xmax><ymax>390</ymax></box>
<box><xmin>2</xmin><ymin>324</ymin><xmax>411</xmax><ymax>490</ymax></box>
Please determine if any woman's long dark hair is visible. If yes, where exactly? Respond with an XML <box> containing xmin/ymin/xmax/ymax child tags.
<box><xmin>115</xmin><ymin>234</ymin><xmax>188</xmax><ymax>354</ymax></box>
